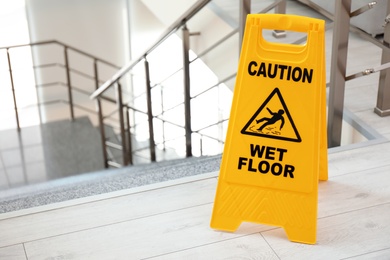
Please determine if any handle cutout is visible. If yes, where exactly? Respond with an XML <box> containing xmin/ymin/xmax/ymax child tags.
<box><xmin>262</xmin><ymin>29</ymin><xmax>308</xmax><ymax>46</ymax></box>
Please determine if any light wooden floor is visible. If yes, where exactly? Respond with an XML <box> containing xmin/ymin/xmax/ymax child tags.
<box><xmin>1</xmin><ymin>137</ymin><xmax>390</xmax><ymax>259</ymax></box>
<box><xmin>2</xmin><ymin>4</ymin><xmax>390</xmax><ymax>260</ymax></box>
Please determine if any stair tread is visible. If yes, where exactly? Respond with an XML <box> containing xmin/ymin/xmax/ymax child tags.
<box><xmin>0</xmin><ymin>155</ymin><xmax>221</xmax><ymax>213</ymax></box>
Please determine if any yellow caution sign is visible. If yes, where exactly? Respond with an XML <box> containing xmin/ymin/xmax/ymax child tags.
<box><xmin>210</xmin><ymin>14</ymin><xmax>328</xmax><ymax>244</ymax></box>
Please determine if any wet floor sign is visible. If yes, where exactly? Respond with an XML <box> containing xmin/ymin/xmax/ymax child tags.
<box><xmin>210</xmin><ymin>14</ymin><xmax>328</xmax><ymax>244</ymax></box>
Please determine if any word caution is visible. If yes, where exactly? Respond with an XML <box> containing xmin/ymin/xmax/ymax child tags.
<box><xmin>248</xmin><ymin>61</ymin><xmax>313</xmax><ymax>83</ymax></box>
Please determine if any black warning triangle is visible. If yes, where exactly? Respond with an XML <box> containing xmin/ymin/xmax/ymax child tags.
<box><xmin>241</xmin><ymin>88</ymin><xmax>301</xmax><ymax>142</ymax></box>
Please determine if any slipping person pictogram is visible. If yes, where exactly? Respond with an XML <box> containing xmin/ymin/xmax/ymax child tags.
<box><xmin>256</xmin><ymin>108</ymin><xmax>285</xmax><ymax>132</ymax></box>
<box><xmin>241</xmin><ymin>88</ymin><xmax>301</xmax><ymax>143</ymax></box>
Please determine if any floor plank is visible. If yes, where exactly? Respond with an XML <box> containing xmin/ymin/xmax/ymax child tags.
<box><xmin>8</xmin><ymin>161</ymin><xmax>390</xmax><ymax>259</ymax></box>
<box><xmin>262</xmin><ymin>203</ymin><xmax>390</xmax><ymax>259</ymax></box>
<box><xmin>0</xmin><ymin>244</ymin><xmax>26</xmax><ymax>260</ymax></box>
<box><xmin>23</xmin><ymin>204</ymin><xmax>272</xmax><ymax>260</ymax></box>
<box><xmin>318</xmin><ymin>164</ymin><xmax>390</xmax><ymax>218</ymax></box>
<box><xmin>328</xmin><ymin>141</ymin><xmax>390</xmax><ymax>177</ymax></box>
<box><xmin>0</xmin><ymin>178</ymin><xmax>217</xmax><ymax>247</ymax></box>
<box><xmin>146</xmin><ymin>234</ymin><xmax>279</xmax><ymax>260</ymax></box>
<box><xmin>346</xmin><ymin>248</ymin><xmax>390</xmax><ymax>260</ymax></box>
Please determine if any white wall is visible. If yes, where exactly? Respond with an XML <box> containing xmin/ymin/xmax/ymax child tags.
<box><xmin>26</xmin><ymin>0</ymin><xmax>129</xmax><ymax>65</ymax></box>
<box><xmin>25</xmin><ymin>0</ymin><xmax>130</xmax><ymax>123</ymax></box>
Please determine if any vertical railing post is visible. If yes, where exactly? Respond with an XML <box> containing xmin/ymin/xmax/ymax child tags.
<box><xmin>273</xmin><ymin>0</ymin><xmax>287</xmax><ymax>38</ymax></box>
<box><xmin>327</xmin><ymin>0</ymin><xmax>351</xmax><ymax>147</ymax></box>
<box><xmin>94</xmin><ymin>60</ymin><xmax>109</xmax><ymax>168</ymax></box>
<box><xmin>64</xmin><ymin>46</ymin><xmax>75</xmax><ymax>120</ymax></box>
<box><xmin>116</xmin><ymin>82</ymin><xmax>128</xmax><ymax>166</ymax></box>
<box><xmin>144</xmin><ymin>58</ymin><xmax>156</xmax><ymax>162</ymax></box>
<box><xmin>6</xmin><ymin>48</ymin><xmax>21</xmax><ymax>130</ymax></box>
<box><xmin>182</xmin><ymin>25</ymin><xmax>193</xmax><ymax>157</ymax></box>
<box><xmin>200</xmin><ymin>135</ymin><xmax>203</xmax><ymax>156</ymax></box>
<box><xmin>239</xmin><ymin>0</ymin><xmax>251</xmax><ymax>51</ymax></box>
<box><xmin>125</xmin><ymin>106</ymin><xmax>133</xmax><ymax>165</ymax></box>
<box><xmin>375</xmin><ymin>3</ymin><xmax>390</xmax><ymax>117</ymax></box>
<box><xmin>160</xmin><ymin>86</ymin><xmax>167</xmax><ymax>152</ymax></box>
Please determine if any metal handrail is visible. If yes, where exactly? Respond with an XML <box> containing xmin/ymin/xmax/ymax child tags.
<box><xmin>88</xmin><ymin>0</ymin><xmax>289</xmax><ymax>162</ymax></box>
<box><xmin>2</xmin><ymin>39</ymin><xmax>127</xmax><ymax>167</ymax></box>
<box><xmin>90</xmin><ymin>0</ymin><xmax>211</xmax><ymax>100</ymax></box>
<box><xmin>2</xmin><ymin>0</ymin><xmax>291</xmax><ymax>166</ymax></box>
<box><xmin>0</xmin><ymin>40</ymin><xmax>119</xmax><ymax>69</ymax></box>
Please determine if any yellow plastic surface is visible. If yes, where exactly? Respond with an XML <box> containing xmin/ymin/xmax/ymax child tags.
<box><xmin>210</xmin><ymin>14</ymin><xmax>328</xmax><ymax>244</ymax></box>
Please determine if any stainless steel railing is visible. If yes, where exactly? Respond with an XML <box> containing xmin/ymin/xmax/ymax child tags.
<box><xmin>90</xmin><ymin>0</ymin><xmax>290</xmax><ymax>167</ymax></box>
<box><xmin>4</xmin><ymin>0</ymin><xmax>388</xmax><ymax>170</ymax></box>
<box><xmin>1</xmin><ymin>40</ymin><xmax>122</xmax><ymax>167</ymax></box>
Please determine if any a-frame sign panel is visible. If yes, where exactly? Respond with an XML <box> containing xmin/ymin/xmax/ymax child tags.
<box><xmin>210</xmin><ymin>14</ymin><xmax>328</xmax><ymax>244</ymax></box>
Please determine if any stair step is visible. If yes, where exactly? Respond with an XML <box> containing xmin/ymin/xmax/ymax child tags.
<box><xmin>0</xmin><ymin>155</ymin><xmax>221</xmax><ymax>214</ymax></box>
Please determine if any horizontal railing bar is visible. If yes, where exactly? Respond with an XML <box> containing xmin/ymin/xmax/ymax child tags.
<box><xmin>35</xmin><ymin>82</ymin><xmax>63</xmax><ymax>88</ymax></box>
<box><xmin>37</xmin><ymin>64</ymin><xmax>107</xmax><ymax>85</ymax></box>
<box><xmin>256</xmin><ymin>0</ymin><xmax>284</xmax><ymax>14</ymax></box>
<box><xmin>151</xmin><ymin>73</ymin><xmax>236</xmax><ymax>122</ymax></box>
<box><xmin>154</xmin><ymin>115</ymin><xmax>184</xmax><ymax>129</ymax></box>
<box><xmin>8</xmin><ymin>63</ymin><xmax>107</xmax><ymax>86</ymax></box>
<box><xmin>0</xmin><ymin>40</ymin><xmax>57</xmax><ymax>50</ymax></box>
<box><xmin>150</xmin><ymin>68</ymin><xmax>183</xmax><ymax>91</ymax></box>
<box><xmin>11</xmin><ymin>99</ymin><xmax>93</xmax><ymax>119</ymax></box>
<box><xmin>106</xmin><ymin>141</ymin><xmax>123</xmax><ymax>150</ymax></box>
<box><xmin>107</xmin><ymin>160</ymin><xmax>122</xmax><ymax>168</ymax></box>
<box><xmin>193</xmin><ymin>118</ymin><xmax>229</xmax><ymax>133</ymax></box>
<box><xmin>297</xmin><ymin>0</ymin><xmax>333</xmax><ymax>20</ymax></box>
<box><xmin>90</xmin><ymin>0</ymin><xmax>212</xmax><ymax>100</ymax></box>
<box><xmin>192</xmin><ymin>28</ymin><xmax>238</xmax><ymax>62</ymax></box>
<box><xmin>15</xmin><ymin>99</ymin><xmax>63</xmax><ymax>110</ymax></box>
<box><xmin>17</xmin><ymin>98</ymin><xmax>98</xmax><ymax>117</ymax></box>
<box><xmin>154</xmin><ymin>102</ymin><xmax>184</xmax><ymax>117</ymax></box>
<box><xmin>71</xmin><ymin>103</ymin><xmax>97</xmax><ymax>115</ymax></box>
<box><xmin>37</xmin><ymin>99</ymin><xmax>98</xmax><ymax>116</ymax></box>
<box><xmin>349</xmin><ymin>25</ymin><xmax>390</xmax><ymax>53</ymax></box>
<box><xmin>69</xmin><ymin>68</ymin><xmax>96</xmax><ymax>81</ymax></box>
<box><xmin>346</xmin><ymin>61</ymin><xmax>390</xmax><ymax>81</ymax></box>
<box><xmin>350</xmin><ymin>2</ymin><xmax>376</xmax><ymax>18</ymax></box>
<box><xmin>0</xmin><ymin>40</ymin><xmax>119</xmax><ymax>69</ymax></box>
<box><xmin>131</xmin><ymin>146</ymin><xmax>153</xmax><ymax>153</ymax></box>
<box><xmin>191</xmin><ymin>73</ymin><xmax>236</xmax><ymax>99</ymax></box>
<box><xmin>194</xmin><ymin>132</ymin><xmax>225</xmax><ymax>144</ymax></box>
<box><xmin>153</xmin><ymin>136</ymin><xmax>186</xmax><ymax>147</ymax></box>
<box><xmin>34</xmin><ymin>81</ymin><xmax>99</xmax><ymax>100</ymax></box>
<box><xmin>32</xmin><ymin>63</ymin><xmax>61</xmax><ymax>69</ymax></box>
<box><xmin>71</xmin><ymin>86</ymin><xmax>95</xmax><ymax>96</ymax></box>
<box><xmin>102</xmin><ymin>107</ymin><xmax>120</xmax><ymax>120</ymax></box>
